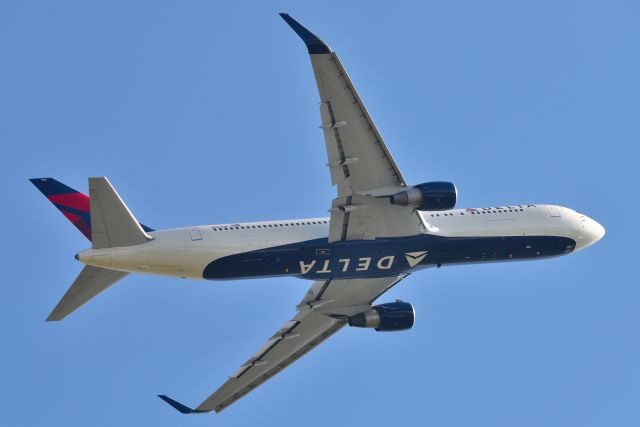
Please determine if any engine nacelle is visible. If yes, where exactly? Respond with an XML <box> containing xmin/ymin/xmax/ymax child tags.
<box><xmin>347</xmin><ymin>301</ymin><xmax>415</xmax><ymax>332</ymax></box>
<box><xmin>389</xmin><ymin>181</ymin><xmax>457</xmax><ymax>211</ymax></box>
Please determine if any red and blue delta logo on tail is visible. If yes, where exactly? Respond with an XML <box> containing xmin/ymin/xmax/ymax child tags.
<box><xmin>30</xmin><ymin>178</ymin><xmax>93</xmax><ymax>240</ymax></box>
<box><xmin>30</xmin><ymin>178</ymin><xmax>153</xmax><ymax>241</ymax></box>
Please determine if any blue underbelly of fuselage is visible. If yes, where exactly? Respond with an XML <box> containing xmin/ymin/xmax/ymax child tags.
<box><xmin>202</xmin><ymin>234</ymin><xmax>576</xmax><ymax>280</ymax></box>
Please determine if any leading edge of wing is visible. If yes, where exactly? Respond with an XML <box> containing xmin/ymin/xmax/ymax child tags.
<box><xmin>279</xmin><ymin>13</ymin><xmax>332</xmax><ymax>54</ymax></box>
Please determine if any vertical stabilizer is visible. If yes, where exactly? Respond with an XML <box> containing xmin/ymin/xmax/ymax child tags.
<box><xmin>30</xmin><ymin>178</ymin><xmax>93</xmax><ymax>240</ymax></box>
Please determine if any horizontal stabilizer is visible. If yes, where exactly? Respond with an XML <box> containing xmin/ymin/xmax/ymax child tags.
<box><xmin>47</xmin><ymin>265</ymin><xmax>128</xmax><ymax>321</ymax></box>
<box><xmin>89</xmin><ymin>177</ymin><xmax>152</xmax><ymax>249</ymax></box>
<box><xmin>158</xmin><ymin>395</ymin><xmax>210</xmax><ymax>414</ymax></box>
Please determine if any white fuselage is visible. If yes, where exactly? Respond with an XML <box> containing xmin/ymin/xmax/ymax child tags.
<box><xmin>77</xmin><ymin>204</ymin><xmax>604</xmax><ymax>280</ymax></box>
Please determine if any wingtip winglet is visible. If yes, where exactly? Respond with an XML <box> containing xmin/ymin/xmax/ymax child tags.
<box><xmin>279</xmin><ymin>13</ymin><xmax>332</xmax><ymax>54</ymax></box>
<box><xmin>158</xmin><ymin>395</ymin><xmax>209</xmax><ymax>414</ymax></box>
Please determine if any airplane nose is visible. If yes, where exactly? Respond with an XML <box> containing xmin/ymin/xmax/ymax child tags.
<box><xmin>574</xmin><ymin>215</ymin><xmax>605</xmax><ymax>251</ymax></box>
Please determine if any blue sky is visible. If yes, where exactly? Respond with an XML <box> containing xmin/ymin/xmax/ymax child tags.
<box><xmin>1</xmin><ymin>1</ymin><xmax>638</xmax><ymax>425</ymax></box>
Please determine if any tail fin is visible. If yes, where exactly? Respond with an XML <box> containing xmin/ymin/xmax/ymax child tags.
<box><xmin>32</xmin><ymin>177</ymin><xmax>156</xmax><ymax>320</ymax></box>
<box><xmin>30</xmin><ymin>177</ymin><xmax>154</xmax><ymax>242</ymax></box>
<box><xmin>47</xmin><ymin>265</ymin><xmax>128</xmax><ymax>321</ymax></box>
<box><xmin>88</xmin><ymin>177</ymin><xmax>152</xmax><ymax>249</ymax></box>
<box><xmin>30</xmin><ymin>178</ymin><xmax>92</xmax><ymax>240</ymax></box>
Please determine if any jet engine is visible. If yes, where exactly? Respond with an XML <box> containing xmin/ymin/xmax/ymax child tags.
<box><xmin>347</xmin><ymin>301</ymin><xmax>415</xmax><ymax>332</ymax></box>
<box><xmin>389</xmin><ymin>181</ymin><xmax>457</xmax><ymax>211</ymax></box>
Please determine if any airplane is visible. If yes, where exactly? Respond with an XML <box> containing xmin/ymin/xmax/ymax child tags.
<box><xmin>30</xmin><ymin>13</ymin><xmax>605</xmax><ymax>414</ymax></box>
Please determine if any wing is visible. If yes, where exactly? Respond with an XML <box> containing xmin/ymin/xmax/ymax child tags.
<box><xmin>280</xmin><ymin>13</ymin><xmax>426</xmax><ymax>241</ymax></box>
<box><xmin>159</xmin><ymin>14</ymin><xmax>416</xmax><ymax>415</ymax></box>
<box><xmin>159</xmin><ymin>275</ymin><xmax>407</xmax><ymax>414</ymax></box>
